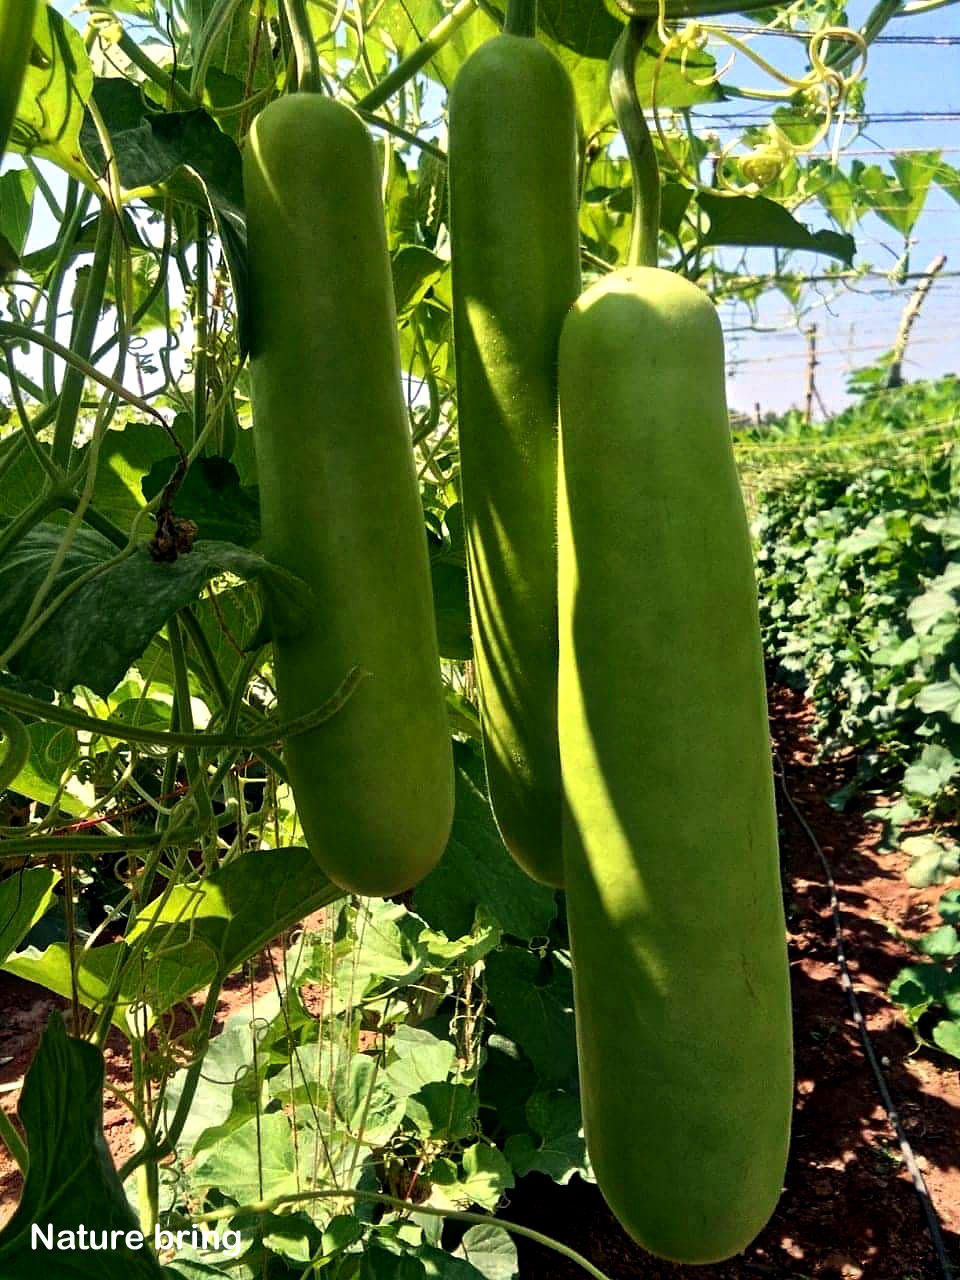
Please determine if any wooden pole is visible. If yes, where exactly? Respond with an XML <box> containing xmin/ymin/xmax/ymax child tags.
<box><xmin>887</xmin><ymin>253</ymin><xmax>947</xmax><ymax>389</ymax></box>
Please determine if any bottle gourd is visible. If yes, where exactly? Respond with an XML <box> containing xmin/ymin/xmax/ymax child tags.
<box><xmin>557</xmin><ymin>267</ymin><xmax>794</xmax><ymax>1263</ymax></box>
<box><xmin>448</xmin><ymin>33</ymin><xmax>581</xmax><ymax>887</ymax></box>
<box><xmin>244</xmin><ymin>94</ymin><xmax>454</xmax><ymax>897</ymax></box>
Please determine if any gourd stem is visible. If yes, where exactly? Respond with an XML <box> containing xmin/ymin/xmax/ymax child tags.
<box><xmin>282</xmin><ymin>0</ymin><xmax>321</xmax><ymax>93</ymax></box>
<box><xmin>609</xmin><ymin>20</ymin><xmax>660</xmax><ymax>270</ymax></box>
<box><xmin>51</xmin><ymin>206</ymin><xmax>116</xmax><ymax>469</ymax></box>
<box><xmin>357</xmin><ymin>0</ymin><xmax>479</xmax><ymax>112</ymax></box>
<box><xmin>504</xmin><ymin>0</ymin><xmax>537</xmax><ymax>37</ymax></box>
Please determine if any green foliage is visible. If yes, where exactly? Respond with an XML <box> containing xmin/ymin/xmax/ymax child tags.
<box><xmin>0</xmin><ymin>1013</ymin><xmax>164</xmax><ymax>1277</ymax></box>
<box><xmin>890</xmin><ymin>887</ymin><xmax>960</xmax><ymax>1060</ymax></box>
<box><xmin>0</xmin><ymin>0</ymin><xmax>948</xmax><ymax>1268</ymax></box>
<box><xmin>746</xmin><ymin>374</ymin><xmax>960</xmax><ymax>1056</ymax></box>
<box><xmin>748</xmin><ymin>377</ymin><xmax>960</xmax><ymax>823</ymax></box>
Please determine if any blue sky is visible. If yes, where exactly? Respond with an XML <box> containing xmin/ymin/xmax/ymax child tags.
<box><xmin>13</xmin><ymin>2</ymin><xmax>960</xmax><ymax>419</ymax></box>
<box><xmin>702</xmin><ymin>5</ymin><xmax>960</xmax><ymax>415</ymax></box>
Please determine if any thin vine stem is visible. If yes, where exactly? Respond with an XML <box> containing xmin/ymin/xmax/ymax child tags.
<box><xmin>190</xmin><ymin>0</ymin><xmax>244</xmax><ymax>99</ymax></box>
<box><xmin>115</xmin><ymin>29</ymin><xmax>195</xmax><ymax>110</ymax></box>
<box><xmin>282</xmin><ymin>0</ymin><xmax>322</xmax><ymax>93</ymax></box>
<box><xmin>0</xmin><ymin>322</ymin><xmax>169</xmax><ymax>427</ymax></box>
<box><xmin>167</xmin><ymin>614</ymin><xmax>217</xmax><ymax>858</ymax></box>
<box><xmin>51</xmin><ymin>207</ymin><xmax>116</xmax><ymax>470</ymax></box>
<box><xmin>42</xmin><ymin>181</ymin><xmax>91</xmax><ymax>403</ymax></box>
<box><xmin>1</xmin><ymin>343</ymin><xmax>69</xmax><ymax>489</ymax></box>
<box><xmin>356</xmin><ymin>0</ymin><xmax>479</xmax><ymax>111</ymax></box>
<box><xmin>192</xmin><ymin>214</ymin><xmax>209</xmax><ymax>447</ymax></box>
<box><xmin>356</xmin><ymin>109</ymin><xmax>446</xmax><ymax>160</ymax></box>
<box><xmin>612</xmin><ymin>0</ymin><xmax>786</xmax><ymax>15</ymax></box>
<box><xmin>0</xmin><ymin>666</ymin><xmax>368</xmax><ymax>752</ymax></box>
<box><xmin>609</xmin><ymin>19</ymin><xmax>660</xmax><ymax>269</ymax></box>
<box><xmin>0</xmin><ymin>830</ymin><xmax>203</xmax><ymax>862</ymax></box>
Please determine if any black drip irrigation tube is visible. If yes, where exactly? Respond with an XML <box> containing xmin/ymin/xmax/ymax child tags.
<box><xmin>774</xmin><ymin>748</ymin><xmax>955</xmax><ymax>1280</ymax></box>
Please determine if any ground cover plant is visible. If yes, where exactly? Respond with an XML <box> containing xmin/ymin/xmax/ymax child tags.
<box><xmin>743</xmin><ymin>371</ymin><xmax>960</xmax><ymax>1064</ymax></box>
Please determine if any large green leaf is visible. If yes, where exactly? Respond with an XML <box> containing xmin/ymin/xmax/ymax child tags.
<box><xmin>483</xmin><ymin>949</ymin><xmax>577</xmax><ymax>1090</ymax></box>
<box><xmin>9</xmin><ymin>6</ymin><xmax>94</xmax><ymax>181</ymax></box>
<box><xmin>698</xmin><ymin>192</ymin><xmax>855</xmax><ymax>264</ymax></box>
<box><xmin>0</xmin><ymin>867</ymin><xmax>59</xmax><ymax>965</ymax></box>
<box><xmin>77</xmin><ymin>418</ymin><xmax>192</xmax><ymax>532</ymax></box>
<box><xmin>2</xmin><ymin>937</ymin><xmax>217</xmax><ymax>1035</ymax></box>
<box><xmin>0</xmin><ymin>1013</ymin><xmax>163</xmax><ymax>1277</ymax></box>
<box><xmin>3</xmin><ymin>849</ymin><xmax>342</xmax><ymax>1031</ymax></box>
<box><xmin>0</xmin><ymin>524</ymin><xmax>306</xmax><ymax>696</ymax></box>
<box><xmin>128</xmin><ymin>845</ymin><xmax>343</xmax><ymax>981</ymax></box>
<box><xmin>6</xmin><ymin>719</ymin><xmax>96</xmax><ymax>814</ymax></box>
<box><xmin>413</xmin><ymin>742</ymin><xmax>556</xmax><ymax>943</ymax></box>
<box><xmin>0</xmin><ymin>168</ymin><xmax>36</xmax><ymax>262</ymax></box>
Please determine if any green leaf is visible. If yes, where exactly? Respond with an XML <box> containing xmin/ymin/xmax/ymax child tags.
<box><xmin>0</xmin><ymin>1013</ymin><xmax>163</xmax><ymax>1276</ymax></box>
<box><xmin>907</xmin><ymin>588</ymin><xmax>957</xmax><ymax>637</ymax></box>
<box><xmin>9</xmin><ymin>6</ymin><xmax>94</xmax><ymax>181</ymax></box>
<box><xmin>191</xmin><ymin>1110</ymin><xmax>300</xmax><ymax>1204</ymax></box>
<box><xmin>0</xmin><ymin>867</ymin><xmax>59</xmax><ymax>966</ymax></box>
<box><xmin>317</xmin><ymin>899</ymin><xmax>427</xmax><ymax>1014</ymax></box>
<box><xmin>698</xmin><ymin>193</ymin><xmax>856</xmax><ymax>265</ymax></box>
<box><xmin>384</xmin><ymin>1026</ymin><xmax>456</xmax><ymax>1097</ymax></box>
<box><xmin>140</xmin><ymin>456</ymin><xmax>261</xmax><ymax>547</ymax></box>
<box><xmin>393</xmin><ymin>245</ymin><xmax>445</xmax><ymax>314</ymax></box>
<box><xmin>414</xmin><ymin>742</ymin><xmax>556</xmax><ymax>942</ymax></box>
<box><xmin>360</xmin><ymin>1243</ymin><xmax>428</xmax><ymax>1280</ymax></box>
<box><xmin>456</xmin><ymin>1143</ymin><xmax>514</xmax><ymax>1210</ymax></box>
<box><xmin>405</xmin><ymin>1082</ymin><xmax>478</xmax><ymax>1141</ymax></box>
<box><xmin>161</xmin><ymin>997</ymin><xmax>281</xmax><ymax>1158</ymax></box>
<box><xmin>932</xmin><ymin>1019</ymin><xmax>960</xmax><ymax>1059</ymax></box>
<box><xmin>917</xmin><ymin>665</ymin><xmax>960</xmax><ymax>723</ymax></box>
<box><xmin>903</xmin><ymin>838</ymin><xmax>960</xmax><ymax>889</ymax></box>
<box><xmin>918</xmin><ymin>925</ymin><xmax>960</xmax><ymax>961</ymax></box>
<box><xmin>453</xmin><ymin>1225</ymin><xmax>519</xmax><ymax>1280</ymax></box>
<box><xmin>5</xmin><ymin>719</ymin><xmax>95</xmax><ymax>814</ymax></box>
<box><xmin>130</xmin><ymin>846</ymin><xmax>342</xmax><ymax>985</ymax></box>
<box><xmin>937</xmin><ymin>160</ymin><xmax>960</xmax><ymax>207</ymax></box>
<box><xmin>2</xmin><ymin>938</ymin><xmax>216</xmax><ymax>1035</ymax></box>
<box><xmin>79</xmin><ymin>418</ymin><xmax>191</xmax><ymax>531</ymax></box>
<box><xmin>418</xmin><ymin>1243</ymin><xmax>492</xmax><ymax>1280</ymax></box>
<box><xmin>890</xmin><ymin>964</ymin><xmax>957</xmax><ymax>1019</ymax></box>
<box><xmin>0</xmin><ymin>523</ymin><xmax>307</xmax><ymax>697</ymax></box>
<box><xmin>77</xmin><ymin>77</ymin><xmax>248</xmax><ymax>348</ymax></box>
<box><xmin>429</xmin><ymin>537</ymin><xmax>471</xmax><ymax>661</ymax></box>
<box><xmin>503</xmin><ymin>1090</ymin><xmax>590</xmax><ymax>1185</ymax></box>
<box><xmin>483</xmin><ymin>949</ymin><xmax>578</xmax><ymax>1090</ymax></box>
<box><xmin>858</xmin><ymin>152</ymin><xmax>941</xmax><ymax>237</ymax></box>
<box><xmin>938</xmin><ymin>889</ymin><xmax>960</xmax><ymax>926</ymax></box>
<box><xmin>0</xmin><ymin>168</ymin><xmax>36</xmax><ymax>258</ymax></box>
<box><xmin>903</xmin><ymin>745</ymin><xmax>957</xmax><ymax>798</ymax></box>
<box><xmin>539</xmin><ymin>0</ymin><xmax>622</xmax><ymax>59</ymax></box>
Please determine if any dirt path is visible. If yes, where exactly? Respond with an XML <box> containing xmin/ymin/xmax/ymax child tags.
<box><xmin>2</xmin><ymin>684</ymin><xmax>959</xmax><ymax>1277</ymax></box>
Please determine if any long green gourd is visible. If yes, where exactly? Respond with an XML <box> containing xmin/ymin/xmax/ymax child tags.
<box><xmin>0</xmin><ymin>0</ymin><xmax>37</xmax><ymax>167</ymax></box>
<box><xmin>448</xmin><ymin>1</ymin><xmax>581</xmax><ymax>888</ymax></box>
<box><xmin>557</xmin><ymin>23</ymin><xmax>793</xmax><ymax>1263</ymax></box>
<box><xmin>244</xmin><ymin>94</ymin><xmax>454</xmax><ymax>897</ymax></box>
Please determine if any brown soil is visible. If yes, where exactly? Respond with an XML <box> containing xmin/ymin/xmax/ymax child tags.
<box><xmin>2</xmin><ymin>684</ymin><xmax>959</xmax><ymax>1278</ymax></box>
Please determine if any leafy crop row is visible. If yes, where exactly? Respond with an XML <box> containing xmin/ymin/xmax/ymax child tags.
<box><xmin>743</xmin><ymin>373</ymin><xmax>960</xmax><ymax>1055</ymax></box>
